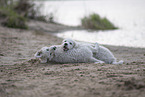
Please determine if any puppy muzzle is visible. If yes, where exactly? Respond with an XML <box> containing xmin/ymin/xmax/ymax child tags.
<box><xmin>63</xmin><ymin>45</ymin><xmax>69</xmax><ymax>51</ymax></box>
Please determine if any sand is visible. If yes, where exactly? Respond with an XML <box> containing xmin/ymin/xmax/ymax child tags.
<box><xmin>0</xmin><ymin>21</ymin><xmax>145</xmax><ymax>97</ymax></box>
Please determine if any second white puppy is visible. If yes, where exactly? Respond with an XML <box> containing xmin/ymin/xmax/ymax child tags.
<box><xmin>62</xmin><ymin>39</ymin><xmax>123</xmax><ymax>64</ymax></box>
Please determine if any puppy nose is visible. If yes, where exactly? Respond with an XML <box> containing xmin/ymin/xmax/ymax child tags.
<box><xmin>64</xmin><ymin>43</ymin><xmax>68</xmax><ymax>46</ymax></box>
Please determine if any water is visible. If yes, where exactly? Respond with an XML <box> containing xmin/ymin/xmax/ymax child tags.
<box><xmin>35</xmin><ymin>0</ymin><xmax>145</xmax><ymax>48</ymax></box>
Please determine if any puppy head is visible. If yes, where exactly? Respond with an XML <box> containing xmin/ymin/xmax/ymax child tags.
<box><xmin>62</xmin><ymin>38</ymin><xmax>76</xmax><ymax>51</ymax></box>
<box><xmin>34</xmin><ymin>47</ymin><xmax>50</xmax><ymax>58</ymax></box>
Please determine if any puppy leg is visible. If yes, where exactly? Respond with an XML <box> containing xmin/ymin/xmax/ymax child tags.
<box><xmin>89</xmin><ymin>57</ymin><xmax>105</xmax><ymax>64</ymax></box>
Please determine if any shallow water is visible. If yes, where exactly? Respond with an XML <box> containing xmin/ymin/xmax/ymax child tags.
<box><xmin>36</xmin><ymin>0</ymin><xmax>145</xmax><ymax>48</ymax></box>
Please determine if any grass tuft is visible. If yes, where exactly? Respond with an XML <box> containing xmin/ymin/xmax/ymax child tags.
<box><xmin>0</xmin><ymin>7</ymin><xmax>27</xmax><ymax>29</ymax></box>
<box><xmin>0</xmin><ymin>0</ymin><xmax>48</xmax><ymax>29</ymax></box>
<box><xmin>81</xmin><ymin>13</ymin><xmax>118</xmax><ymax>30</ymax></box>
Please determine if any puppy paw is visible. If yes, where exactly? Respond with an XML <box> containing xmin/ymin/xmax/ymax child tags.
<box><xmin>94</xmin><ymin>61</ymin><xmax>105</xmax><ymax>64</ymax></box>
<box><xmin>40</xmin><ymin>59</ymin><xmax>47</xmax><ymax>63</ymax></box>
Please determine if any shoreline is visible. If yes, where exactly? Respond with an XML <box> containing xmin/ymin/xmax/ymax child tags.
<box><xmin>0</xmin><ymin>21</ymin><xmax>145</xmax><ymax>97</ymax></box>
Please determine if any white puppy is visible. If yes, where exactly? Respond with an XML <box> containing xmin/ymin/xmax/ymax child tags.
<box><xmin>94</xmin><ymin>43</ymin><xmax>124</xmax><ymax>64</ymax></box>
<box><xmin>48</xmin><ymin>45</ymin><xmax>104</xmax><ymax>64</ymax></box>
<box><xmin>62</xmin><ymin>39</ymin><xmax>123</xmax><ymax>64</ymax></box>
<box><xmin>34</xmin><ymin>47</ymin><xmax>50</xmax><ymax>63</ymax></box>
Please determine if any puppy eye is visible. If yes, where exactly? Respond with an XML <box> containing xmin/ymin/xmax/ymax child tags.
<box><xmin>53</xmin><ymin>47</ymin><xmax>56</xmax><ymax>50</ymax></box>
<box><xmin>38</xmin><ymin>51</ymin><xmax>42</xmax><ymax>56</ymax></box>
<box><xmin>46</xmin><ymin>49</ymin><xmax>49</xmax><ymax>51</ymax></box>
<box><xmin>64</xmin><ymin>41</ymin><xmax>67</xmax><ymax>42</ymax></box>
<box><xmin>70</xmin><ymin>42</ymin><xmax>72</xmax><ymax>45</ymax></box>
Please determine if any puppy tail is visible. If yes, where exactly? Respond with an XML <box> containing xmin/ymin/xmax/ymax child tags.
<box><xmin>112</xmin><ymin>60</ymin><xmax>124</xmax><ymax>65</ymax></box>
<box><xmin>94</xmin><ymin>42</ymin><xmax>99</xmax><ymax>47</ymax></box>
<box><xmin>93</xmin><ymin>42</ymin><xmax>99</xmax><ymax>52</ymax></box>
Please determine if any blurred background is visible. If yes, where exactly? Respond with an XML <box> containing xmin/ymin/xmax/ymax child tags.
<box><xmin>1</xmin><ymin>0</ymin><xmax>145</xmax><ymax>48</ymax></box>
<box><xmin>35</xmin><ymin>0</ymin><xmax>145</xmax><ymax>48</ymax></box>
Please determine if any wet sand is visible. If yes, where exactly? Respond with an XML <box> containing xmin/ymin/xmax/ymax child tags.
<box><xmin>0</xmin><ymin>22</ymin><xmax>145</xmax><ymax>97</ymax></box>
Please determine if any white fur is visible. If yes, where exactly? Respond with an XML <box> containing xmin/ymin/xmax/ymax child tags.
<box><xmin>34</xmin><ymin>47</ymin><xmax>50</xmax><ymax>63</ymax></box>
<box><xmin>48</xmin><ymin>45</ymin><xmax>104</xmax><ymax>64</ymax></box>
<box><xmin>62</xmin><ymin>39</ymin><xmax>124</xmax><ymax>64</ymax></box>
<box><xmin>34</xmin><ymin>45</ymin><xmax>104</xmax><ymax>64</ymax></box>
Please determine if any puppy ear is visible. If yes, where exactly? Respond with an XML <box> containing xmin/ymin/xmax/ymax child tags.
<box><xmin>74</xmin><ymin>41</ymin><xmax>79</xmax><ymax>48</ymax></box>
<box><xmin>48</xmin><ymin>46</ymin><xmax>56</xmax><ymax>61</ymax></box>
<box><xmin>34</xmin><ymin>50</ymin><xmax>42</xmax><ymax>58</ymax></box>
<box><xmin>49</xmin><ymin>53</ymin><xmax>55</xmax><ymax>61</ymax></box>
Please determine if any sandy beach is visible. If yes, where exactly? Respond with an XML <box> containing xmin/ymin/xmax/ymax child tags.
<box><xmin>0</xmin><ymin>21</ymin><xmax>145</xmax><ymax>97</ymax></box>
